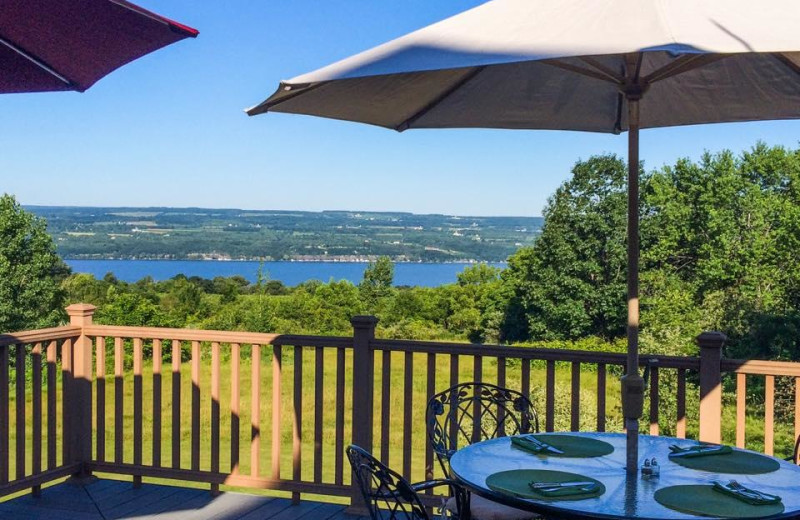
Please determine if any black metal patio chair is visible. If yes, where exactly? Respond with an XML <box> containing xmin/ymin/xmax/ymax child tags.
<box><xmin>347</xmin><ymin>444</ymin><xmax>469</xmax><ymax>520</ymax></box>
<box><xmin>788</xmin><ymin>435</ymin><xmax>800</xmax><ymax>465</ymax></box>
<box><xmin>426</xmin><ymin>382</ymin><xmax>540</xmax><ymax>520</ymax></box>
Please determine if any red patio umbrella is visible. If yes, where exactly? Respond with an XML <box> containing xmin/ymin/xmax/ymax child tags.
<box><xmin>0</xmin><ymin>0</ymin><xmax>198</xmax><ymax>94</ymax></box>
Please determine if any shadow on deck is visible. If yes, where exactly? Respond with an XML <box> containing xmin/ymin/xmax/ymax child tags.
<box><xmin>0</xmin><ymin>478</ymin><xmax>366</xmax><ymax>520</ymax></box>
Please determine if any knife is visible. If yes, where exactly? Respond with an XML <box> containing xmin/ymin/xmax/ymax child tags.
<box><xmin>530</xmin><ymin>481</ymin><xmax>596</xmax><ymax>489</ymax></box>
<box><xmin>524</xmin><ymin>435</ymin><xmax>565</xmax><ymax>454</ymax></box>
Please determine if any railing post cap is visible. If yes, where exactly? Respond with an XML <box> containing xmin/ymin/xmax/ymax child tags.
<box><xmin>351</xmin><ymin>315</ymin><xmax>379</xmax><ymax>328</ymax></box>
<box><xmin>65</xmin><ymin>303</ymin><xmax>97</xmax><ymax>317</ymax></box>
<box><xmin>697</xmin><ymin>331</ymin><xmax>727</xmax><ymax>348</ymax></box>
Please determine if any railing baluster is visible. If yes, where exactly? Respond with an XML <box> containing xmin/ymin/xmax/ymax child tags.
<box><xmin>191</xmin><ymin>340</ymin><xmax>201</xmax><ymax>471</ymax></box>
<box><xmin>521</xmin><ymin>358</ymin><xmax>530</xmax><ymax>402</ymax></box>
<box><xmin>16</xmin><ymin>344</ymin><xmax>26</xmax><ymax>479</ymax></box>
<box><xmin>765</xmin><ymin>375</ymin><xmax>774</xmax><ymax>456</ymax></box>
<box><xmin>736</xmin><ymin>373</ymin><xmax>746</xmax><ymax>448</ymax></box>
<box><xmin>231</xmin><ymin>343</ymin><xmax>240</xmax><ymax>475</ymax></box>
<box><xmin>425</xmin><ymin>353</ymin><xmax>435</xmax><ymax>484</ymax></box>
<box><xmin>676</xmin><ymin>369</ymin><xmax>686</xmax><ymax>439</ymax></box>
<box><xmin>292</xmin><ymin>346</ymin><xmax>302</xmax><ymax>504</ymax></box>
<box><xmin>95</xmin><ymin>338</ymin><xmax>105</xmax><ymax>463</ymax></box>
<box><xmin>114</xmin><ymin>337</ymin><xmax>123</xmax><ymax>464</ymax></box>
<box><xmin>32</xmin><ymin>343</ymin><xmax>42</xmax><ymax>496</ymax></box>
<box><xmin>313</xmin><ymin>346</ymin><xmax>323</xmax><ymax>483</ymax></box>
<box><xmin>570</xmin><ymin>362</ymin><xmax>580</xmax><ymax>432</ymax></box>
<box><xmin>271</xmin><ymin>345</ymin><xmax>282</xmax><ymax>480</ymax></box>
<box><xmin>211</xmin><ymin>341</ymin><xmax>220</xmax><ymax>494</ymax></box>
<box><xmin>449</xmin><ymin>354</ymin><xmax>459</xmax><ymax>444</ymax></box>
<box><xmin>497</xmin><ymin>356</ymin><xmax>507</xmax><ymax>437</ymax></box>
<box><xmin>171</xmin><ymin>340</ymin><xmax>181</xmax><ymax>470</ymax></box>
<box><xmin>649</xmin><ymin>365</ymin><xmax>659</xmax><ymax>436</ymax></box>
<box><xmin>795</xmin><ymin>377</ymin><xmax>799</xmax><ymax>452</ymax></box>
<box><xmin>133</xmin><ymin>337</ymin><xmax>143</xmax><ymax>487</ymax></box>
<box><xmin>596</xmin><ymin>364</ymin><xmax>606</xmax><ymax>432</ymax></box>
<box><xmin>403</xmin><ymin>351</ymin><xmax>413</xmax><ymax>480</ymax></box>
<box><xmin>545</xmin><ymin>360</ymin><xmax>555</xmax><ymax>432</ymax></box>
<box><xmin>251</xmin><ymin>344</ymin><xmax>261</xmax><ymax>478</ymax></box>
<box><xmin>61</xmin><ymin>338</ymin><xmax>72</xmax><ymax>464</ymax></box>
<box><xmin>46</xmin><ymin>341</ymin><xmax>56</xmax><ymax>470</ymax></box>
<box><xmin>334</xmin><ymin>347</ymin><xmax>344</xmax><ymax>486</ymax></box>
<box><xmin>449</xmin><ymin>354</ymin><xmax>459</xmax><ymax>390</ymax></box>
<box><xmin>473</xmin><ymin>355</ymin><xmax>483</xmax><ymax>383</ymax></box>
<box><xmin>152</xmin><ymin>339</ymin><xmax>162</xmax><ymax>468</ymax></box>
<box><xmin>380</xmin><ymin>350</ymin><xmax>391</xmax><ymax>466</ymax></box>
<box><xmin>0</xmin><ymin>346</ymin><xmax>8</xmax><ymax>484</ymax></box>
<box><xmin>472</xmin><ymin>355</ymin><xmax>482</xmax><ymax>443</ymax></box>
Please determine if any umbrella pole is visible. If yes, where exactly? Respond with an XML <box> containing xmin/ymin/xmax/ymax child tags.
<box><xmin>622</xmin><ymin>95</ymin><xmax>645</xmax><ymax>474</ymax></box>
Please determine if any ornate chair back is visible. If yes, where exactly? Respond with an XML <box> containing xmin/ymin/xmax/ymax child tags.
<box><xmin>426</xmin><ymin>382</ymin><xmax>538</xmax><ymax>478</ymax></box>
<box><xmin>347</xmin><ymin>445</ymin><xmax>431</xmax><ymax>520</ymax></box>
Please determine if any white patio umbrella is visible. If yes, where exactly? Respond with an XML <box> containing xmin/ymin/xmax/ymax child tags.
<box><xmin>247</xmin><ymin>0</ymin><xmax>800</xmax><ymax>473</ymax></box>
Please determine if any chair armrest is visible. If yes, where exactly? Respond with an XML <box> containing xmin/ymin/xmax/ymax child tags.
<box><xmin>411</xmin><ymin>478</ymin><xmax>464</xmax><ymax>493</ymax></box>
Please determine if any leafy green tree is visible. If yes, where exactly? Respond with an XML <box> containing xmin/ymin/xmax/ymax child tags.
<box><xmin>161</xmin><ymin>277</ymin><xmax>208</xmax><ymax>325</ymax></box>
<box><xmin>63</xmin><ymin>273</ymin><xmax>109</xmax><ymax>307</ymax></box>
<box><xmin>0</xmin><ymin>194</ymin><xmax>70</xmax><ymax>332</ymax></box>
<box><xmin>212</xmin><ymin>276</ymin><xmax>246</xmax><ymax>304</ymax></box>
<box><xmin>359</xmin><ymin>256</ymin><xmax>395</xmax><ymax>312</ymax></box>
<box><xmin>96</xmin><ymin>286</ymin><xmax>169</xmax><ymax>327</ymax></box>
<box><xmin>502</xmin><ymin>155</ymin><xmax>629</xmax><ymax>341</ymax></box>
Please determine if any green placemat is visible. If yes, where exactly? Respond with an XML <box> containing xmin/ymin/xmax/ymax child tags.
<box><xmin>512</xmin><ymin>434</ymin><xmax>615</xmax><ymax>458</ymax></box>
<box><xmin>669</xmin><ymin>449</ymin><xmax>781</xmax><ymax>474</ymax></box>
<box><xmin>655</xmin><ymin>485</ymin><xmax>785</xmax><ymax>518</ymax></box>
<box><xmin>486</xmin><ymin>469</ymin><xmax>605</xmax><ymax>502</ymax></box>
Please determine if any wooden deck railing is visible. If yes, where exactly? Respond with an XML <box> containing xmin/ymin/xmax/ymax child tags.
<box><xmin>0</xmin><ymin>304</ymin><xmax>798</xmax><ymax>512</ymax></box>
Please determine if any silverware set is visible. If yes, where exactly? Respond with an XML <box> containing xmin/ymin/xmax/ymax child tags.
<box><xmin>721</xmin><ymin>480</ymin><xmax>780</xmax><ymax>502</ymax></box>
<box><xmin>529</xmin><ymin>481</ymin><xmax>596</xmax><ymax>491</ymax></box>
<box><xmin>523</xmin><ymin>435</ymin><xmax>564</xmax><ymax>454</ymax></box>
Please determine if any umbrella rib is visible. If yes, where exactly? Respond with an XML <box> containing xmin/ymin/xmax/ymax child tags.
<box><xmin>394</xmin><ymin>66</ymin><xmax>486</xmax><ymax>131</ymax></box>
<box><xmin>642</xmin><ymin>54</ymin><xmax>727</xmax><ymax>85</ymax></box>
<box><xmin>246</xmin><ymin>82</ymin><xmax>328</xmax><ymax>115</ymax></box>
<box><xmin>107</xmin><ymin>0</ymin><xmax>199</xmax><ymax>36</ymax></box>
<box><xmin>578</xmin><ymin>57</ymin><xmax>625</xmax><ymax>83</ymax></box>
<box><xmin>772</xmin><ymin>53</ymin><xmax>800</xmax><ymax>78</ymax></box>
<box><xmin>541</xmin><ymin>59</ymin><xmax>621</xmax><ymax>85</ymax></box>
<box><xmin>0</xmin><ymin>36</ymin><xmax>76</xmax><ymax>90</ymax></box>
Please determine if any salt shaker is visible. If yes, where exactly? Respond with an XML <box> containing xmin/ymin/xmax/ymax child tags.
<box><xmin>650</xmin><ymin>458</ymin><xmax>660</xmax><ymax>477</ymax></box>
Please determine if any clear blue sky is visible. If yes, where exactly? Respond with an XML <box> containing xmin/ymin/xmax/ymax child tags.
<box><xmin>2</xmin><ymin>0</ymin><xmax>799</xmax><ymax>217</ymax></box>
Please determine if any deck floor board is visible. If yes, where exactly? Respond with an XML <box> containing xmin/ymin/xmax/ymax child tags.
<box><xmin>0</xmin><ymin>479</ymin><xmax>362</xmax><ymax>520</ymax></box>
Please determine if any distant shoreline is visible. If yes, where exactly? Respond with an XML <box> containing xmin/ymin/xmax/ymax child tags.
<box><xmin>65</xmin><ymin>259</ymin><xmax>507</xmax><ymax>287</ymax></box>
<box><xmin>62</xmin><ymin>257</ymin><xmax>501</xmax><ymax>263</ymax></box>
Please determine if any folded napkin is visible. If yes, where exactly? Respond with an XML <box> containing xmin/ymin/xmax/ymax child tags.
<box><xmin>669</xmin><ymin>443</ymin><xmax>733</xmax><ymax>458</ymax></box>
<box><xmin>712</xmin><ymin>481</ymin><xmax>782</xmax><ymax>506</ymax></box>
<box><xmin>511</xmin><ymin>435</ymin><xmax>561</xmax><ymax>455</ymax></box>
<box><xmin>528</xmin><ymin>481</ymin><xmax>600</xmax><ymax>498</ymax></box>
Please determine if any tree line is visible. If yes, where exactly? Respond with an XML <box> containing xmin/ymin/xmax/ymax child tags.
<box><xmin>2</xmin><ymin>142</ymin><xmax>799</xmax><ymax>368</ymax></box>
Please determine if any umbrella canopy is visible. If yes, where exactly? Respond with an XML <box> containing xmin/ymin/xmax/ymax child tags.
<box><xmin>1</xmin><ymin>0</ymin><xmax>198</xmax><ymax>94</ymax></box>
<box><xmin>247</xmin><ymin>0</ymin><xmax>800</xmax><ymax>473</ymax></box>
<box><xmin>248</xmin><ymin>0</ymin><xmax>800</xmax><ymax>130</ymax></box>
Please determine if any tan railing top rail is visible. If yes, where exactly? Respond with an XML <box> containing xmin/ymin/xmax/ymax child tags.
<box><xmin>721</xmin><ymin>358</ymin><xmax>800</xmax><ymax>377</ymax></box>
<box><xmin>0</xmin><ymin>326</ymin><xmax>80</xmax><ymax>347</ymax></box>
<box><xmin>84</xmin><ymin>325</ymin><xmax>353</xmax><ymax>348</ymax></box>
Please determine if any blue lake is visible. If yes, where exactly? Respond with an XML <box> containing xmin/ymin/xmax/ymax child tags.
<box><xmin>65</xmin><ymin>260</ymin><xmax>506</xmax><ymax>287</ymax></box>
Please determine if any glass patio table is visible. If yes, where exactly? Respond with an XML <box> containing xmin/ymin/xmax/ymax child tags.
<box><xmin>449</xmin><ymin>432</ymin><xmax>800</xmax><ymax>519</ymax></box>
